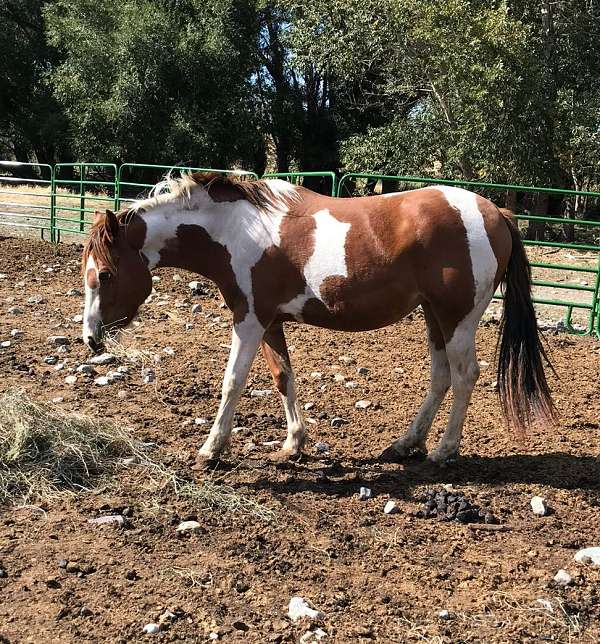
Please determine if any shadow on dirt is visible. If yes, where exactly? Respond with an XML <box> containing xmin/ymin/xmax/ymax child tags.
<box><xmin>245</xmin><ymin>452</ymin><xmax>600</xmax><ymax>502</ymax></box>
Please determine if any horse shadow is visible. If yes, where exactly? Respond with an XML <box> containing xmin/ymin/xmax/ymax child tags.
<box><xmin>245</xmin><ymin>452</ymin><xmax>600</xmax><ymax>503</ymax></box>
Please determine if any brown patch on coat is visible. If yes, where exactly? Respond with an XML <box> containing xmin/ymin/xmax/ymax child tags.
<box><xmin>261</xmin><ymin>323</ymin><xmax>292</xmax><ymax>396</ymax></box>
<box><xmin>158</xmin><ymin>224</ymin><xmax>249</xmax><ymax>323</ymax></box>
<box><xmin>86</xmin><ymin>268</ymin><xmax>98</xmax><ymax>290</ymax></box>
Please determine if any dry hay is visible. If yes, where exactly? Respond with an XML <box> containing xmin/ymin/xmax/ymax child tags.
<box><xmin>0</xmin><ymin>389</ymin><xmax>274</xmax><ymax>521</ymax></box>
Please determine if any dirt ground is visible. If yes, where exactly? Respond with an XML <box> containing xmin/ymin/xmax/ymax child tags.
<box><xmin>1</xmin><ymin>235</ymin><xmax>600</xmax><ymax>643</ymax></box>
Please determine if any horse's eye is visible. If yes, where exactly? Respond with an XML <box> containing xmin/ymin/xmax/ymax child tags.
<box><xmin>98</xmin><ymin>270</ymin><xmax>112</xmax><ymax>282</ymax></box>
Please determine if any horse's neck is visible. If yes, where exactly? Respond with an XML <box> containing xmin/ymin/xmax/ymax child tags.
<box><xmin>140</xmin><ymin>200</ymin><xmax>281</xmax><ymax>281</ymax></box>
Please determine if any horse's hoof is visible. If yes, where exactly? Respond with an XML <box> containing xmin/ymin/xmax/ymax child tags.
<box><xmin>379</xmin><ymin>445</ymin><xmax>404</xmax><ymax>463</ymax></box>
<box><xmin>426</xmin><ymin>450</ymin><xmax>458</xmax><ymax>467</ymax></box>
<box><xmin>191</xmin><ymin>454</ymin><xmax>221</xmax><ymax>471</ymax></box>
<box><xmin>266</xmin><ymin>448</ymin><xmax>302</xmax><ymax>464</ymax></box>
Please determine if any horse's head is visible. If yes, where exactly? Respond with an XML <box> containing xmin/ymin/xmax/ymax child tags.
<box><xmin>82</xmin><ymin>209</ymin><xmax>152</xmax><ymax>352</ymax></box>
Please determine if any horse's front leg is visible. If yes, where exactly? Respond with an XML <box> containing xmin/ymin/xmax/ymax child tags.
<box><xmin>195</xmin><ymin>316</ymin><xmax>264</xmax><ymax>467</ymax></box>
<box><xmin>261</xmin><ymin>322</ymin><xmax>306</xmax><ymax>461</ymax></box>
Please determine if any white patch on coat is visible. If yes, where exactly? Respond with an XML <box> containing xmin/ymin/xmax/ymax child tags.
<box><xmin>280</xmin><ymin>209</ymin><xmax>351</xmax><ymax>319</ymax></box>
<box><xmin>434</xmin><ymin>185</ymin><xmax>497</xmax><ymax>309</ymax></box>
<box><xmin>138</xmin><ymin>184</ymin><xmax>295</xmax><ymax>315</ymax></box>
<box><xmin>82</xmin><ymin>255</ymin><xmax>101</xmax><ymax>342</ymax></box>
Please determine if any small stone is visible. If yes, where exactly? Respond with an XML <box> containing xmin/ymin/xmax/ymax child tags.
<box><xmin>530</xmin><ymin>496</ymin><xmax>549</xmax><ymax>517</ymax></box>
<box><xmin>10</xmin><ymin>329</ymin><xmax>23</xmax><ymax>338</ymax></box>
<box><xmin>338</xmin><ymin>355</ymin><xmax>356</xmax><ymax>365</ymax></box>
<box><xmin>0</xmin><ymin>341</ymin><xmax>10</xmax><ymax>348</ymax></box>
<box><xmin>77</xmin><ymin>364</ymin><xmax>96</xmax><ymax>375</ymax></box>
<box><xmin>44</xmin><ymin>356</ymin><xmax>59</xmax><ymax>365</ymax></box>
<box><xmin>333</xmin><ymin>373</ymin><xmax>345</xmax><ymax>383</ymax></box>
<box><xmin>80</xmin><ymin>606</ymin><xmax>93</xmax><ymax>617</ymax></box>
<box><xmin>244</xmin><ymin>442</ymin><xmax>258</xmax><ymax>452</ymax></box>
<box><xmin>173</xmin><ymin>273</ymin><xmax>182</xmax><ymax>281</ymax></box>
<box><xmin>66</xmin><ymin>289</ymin><xmax>82</xmax><ymax>297</ymax></box>
<box><xmin>72</xmin><ymin>314</ymin><xmax>83</xmax><ymax>323</ymax></box>
<box><xmin>345</xmin><ymin>381</ymin><xmax>358</xmax><ymax>389</ymax></box>
<box><xmin>117</xmin><ymin>390</ymin><xmax>128</xmax><ymax>399</ymax></box>
<box><xmin>304</xmin><ymin>402</ymin><xmax>315</xmax><ymax>411</ymax></box>
<box><xmin>65</xmin><ymin>562</ymin><xmax>80</xmax><ymax>573</ymax></box>
<box><xmin>553</xmin><ymin>569</ymin><xmax>572</xmax><ymax>586</ymax></box>
<box><xmin>188</xmin><ymin>280</ymin><xmax>203</xmax><ymax>293</ymax></box>
<box><xmin>88</xmin><ymin>515</ymin><xmax>125</xmax><ymax>527</ymax></box>
<box><xmin>330</xmin><ymin>417</ymin><xmax>347</xmax><ymax>428</ymax></box>
<box><xmin>355</xmin><ymin>399</ymin><xmax>372</xmax><ymax>409</ymax></box>
<box><xmin>94</xmin><ymin>376</ymin><xmax>111</xmax><ymax>386</ymax></box>
<box><xmin>58</xmin><ymin>559</ymin><xmax>68</xmax><ymax>569</ymax></box>
<box><xmin>143</xmin><ymin>369</ymin><xmax>156</xmax><ymax>384</ymax></box>
<box><xmin>438</xmin><ymin>609</ymin><xmax>451</xmax><ymax>621</ymax></box>
<box><xmin>117</xmin><ymin>365</ymin><xmax>129</xmax><ymax>373</ymax></box>
<box><xmin>89</xmin><ymin>352</ymin><xmax>115</xmax><ymax>365</ymax></box>
<box><xmin>208</xmin><ymin>633</ymin><xmax>219</xmax><ymax>641</ymax></box>
<box><xmin>288</xmin><ymin>597</ymin><xmax>326</xmax><ymax>622</ymax></box>
<box><xmin>383</xmin><ymin>500</ymin><xmax>398</xmax><ymax>514</ymax></box>
<box><xmin>310</xmin><ymin>372</ymin><xmax>323</xmax><ymax>379</ymax></box>
<box><xmin>106</xmin><ymin>370</ymin><xmax>125</xmax><ymax>382</ymax></box>
<box><xmin>52</xmin><ymin>397</ymin><xmax>64</xmax><ymax>404</ymax></box>
<box><xmin>142</xmin><ymin>623</ymin><xmax>160</xmax><ymax>634</ymax></box>
<box><xmin>194</xmin><ymin>418</ymin><xmax>209</xmax><ymax>425</ymax></box>
<box><xmin>185</xmin><ymin>323</ymin><xmax>194</xmax><ymax>331</ymax></box>
<box><xmin>250</xmin><ymin>389</ymin><xmax>272</xmax><ymax>397</ymax></box>
<box><xmin>0</xmin><ymin>568</ymin><xmax>6</xmax><ymax>578</ymax></box>
<box><xmin>356</xmin><ymin>367</ymin><xmax>369</xmax><ymax>376</ymax></box>
<box><xmin>314</xmin><ymin>442</ymin><xmax>330</xmax><ymax>454</ymax></box>
<box><xmin>191</xmin><ymin>303</ymin><xmax>203</xmax><ymax>315</ymax></box>
<box><xmin>28</xmin><ymin>295</ymin><xmax>44</xmax><ymax>304</ymax></box>
<box><xmin>65</xmin><ymin>375</ymin><xmax>77</xmax><ymax>385</ymax></box>
<box><xmin>574</xmin><ymin>547</ymin><xmax>600</xmax><ymax>566</ymax></box>
<box><xmin>163</xmin><ymin>346</ymin><xmax>175</xmax><ymax>356</ymax></box>
<box><xmin>48</xmin><ymin>335</ymin><xmax>70</xmax><ymax>346</ymax></box>
<box><xmin>176</xmin><ymin>520</ymin><xmax>202</xmax><ymax>534</ymax></box>
<box><xmin>54</xmin><ymin>363</ymin><xmax>64</xmax><ymax>371</ymax></box>
<box><xmin>7</xmin><ymin>307</ymin><xmax>23</xmax><ymax>315</ymax></box>
<box><xmin>152</xmin><ymin>275</ymin><xmax>161</xmax><ymax>283</ymax></box>
<box><xmin>359</xmin><ymin>486</ymin><xmax>372</xmax><ymax>501</ymax></box>
<box><xmin>57</xmin><ymin>344</ymin><xmax>69</xmax><ymax>354</ymax></box>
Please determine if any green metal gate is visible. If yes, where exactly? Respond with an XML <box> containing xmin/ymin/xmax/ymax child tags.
<box><xmin>262</xmin><ymin>171</ymin><xmax>338</xmax><ymax>196</ymax></box>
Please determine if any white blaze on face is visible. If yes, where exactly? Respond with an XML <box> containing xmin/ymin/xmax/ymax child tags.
<box><xmin>280</xmin><ymin>208</ymin><xmax>351</xmax><ymax>319</ymax></box>
<box><xmin>82</xmin><ymin>254</ymin><xmax>101</xmax><ymax>343</ymax></box>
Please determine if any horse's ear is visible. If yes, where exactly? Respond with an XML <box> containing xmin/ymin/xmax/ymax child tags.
<box><xmin>105</xmin><ymin>209</ymin><xmax>119</xmax><ymax>237</ymax></box>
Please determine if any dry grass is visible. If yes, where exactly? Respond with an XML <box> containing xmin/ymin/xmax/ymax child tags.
<box><xmin>0</xmin><ymin>389</ymin><xmax>274</xmax><ymax>521</ymax></box>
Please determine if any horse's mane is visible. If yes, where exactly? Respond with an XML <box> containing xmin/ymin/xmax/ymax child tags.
<box><xmin>132</xmin><ymin>171</ymin><xmax>299</xmax><ymax>216</ymax></box>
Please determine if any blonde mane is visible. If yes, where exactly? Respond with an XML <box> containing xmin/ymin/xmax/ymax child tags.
<box><xmin>130</xmin><ymin>171</ymin><xmax>299</xmax><ymax>216</ymax></box>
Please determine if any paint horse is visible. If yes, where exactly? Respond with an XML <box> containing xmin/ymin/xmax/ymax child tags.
<box><xmin>82</xmin><ymin>173</ymin><xmax>555</xmax><ymax>468</ymax></box>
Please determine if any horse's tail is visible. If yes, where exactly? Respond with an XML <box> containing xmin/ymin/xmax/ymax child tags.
<box><xmin>496</xmin><ymin>209</ymin><xmax>557</xmax><ymax>432</ymax></box>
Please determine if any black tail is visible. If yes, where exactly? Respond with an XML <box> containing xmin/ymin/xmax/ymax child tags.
<box><xmin>497</xmin><ymin>210</ymin><xmax>557</xmax><ymax>432</ymax></box>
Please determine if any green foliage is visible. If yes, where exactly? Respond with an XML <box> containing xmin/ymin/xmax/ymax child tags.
<box><xmin>45</xmin><ymin>0</ymin><xmax>263</xmax><ymax>166</ymax></box>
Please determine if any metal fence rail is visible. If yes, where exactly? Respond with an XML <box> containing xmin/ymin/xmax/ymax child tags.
<box><xmin>1</xmin><ymin>162</ymin><xmax>599</xmax><ymax>337</ymax></box>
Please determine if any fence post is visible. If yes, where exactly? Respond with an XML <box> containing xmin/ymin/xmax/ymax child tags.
<box><xmin>50</xmin><ymin>165</ymin><xmax>56</xmax><ymax>243</ymax></box>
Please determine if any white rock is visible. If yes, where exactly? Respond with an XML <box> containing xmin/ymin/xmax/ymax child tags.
<box><xmin>355</xmin><ymin>399</ymin><xmax>372</xmax><ymax>409</ymax></box>
<box><xmin>188</xmin><ymin>280</ymin><xmax>202</xmax><ymax>291</ymax></box>
<box><xmin>7</xmin><ymin>307</ymin><xmax>23</xmax><ymax>315</ymax></box>
<box><xmin>94</xmin><ymin>376</ymin><xmax>111</xmax><ymax>386</ymax></box>
<box><xmin>0</xmin><ymin>341</ymin><xmax>10</xmax><ymax>348</ymax></box>
<box><xmin>142</xmin><ymin>623</ymin><xmax>160</xmax><ymax>634</ymax></box>
<box><xmin>106</xmin><ymin>370</ymin><xmax>125</xmax><ymax>382</ymax></box>
<box><xmin>72</xmin><ymin>314</ymin><xmax>83</xmax><ymax>323</ymax></box>
<box><xmin>176</xmin><ymin>520</ymin><xmax>202</xmax><ymax>534</ymax></box>
<box><xmin>152</xmin><ymin>275</ymin><xmax>161</xmax><ymax>283</ymax></box>
<box><xmin>530</xmin><ymin>496</ymin><xmax>549</xmax><ymax>516</ymax></box>
<box><xmin>117</xmin><ymin>390</ymin><xmax>128</xmax><ymax>399</ymax></box>
<box><xmin>208</xmin><ymin>633</ymin><xmax>219</xmax><ymax>640</ymax></box>
<box><xmin>194</xmin><ymin>418</ymin><xmax>209</xmax><ymax>425</ymax></box>
<box><xmin>65</xmin><ymin>375</ymin><xmax>77</xmax><ymax>385</ymax></box>
<box><xmin>574</xmin><ymin>547</ymin><xmax>600</xmax><ymax>566</ymax></box>
<box><xmin>288</xmin><ymin>597</ymin><xmax>326</xmax><ymax>622</ymax></box>
<box><xmin>52</xmin><ymin>397</ymin><xmax>64</xmax><ymax>404</ymax></box>
<box><xmin>438</xmin><ymin>609</ymin><xmax>451</xmax><ymax>621</ymax></box>
<box><xmin>553</xmin><ymin>569</ymin><xmax>572</xmax><ymax>586</ymax></box>
<box><xmin>300</xmin><ymin>628</ymin><xmax>328</xmax><ymax>643</ymax></box>
<box><xmin>191</xmin><ymin>303</ymin><xmax>203</xmax><ymax>315</ymax></box>
<box><xmin>57</xmin><ymin>344</ymin><xmax>69</xmax><ymax>354</ymax></box>
<box><xmin>143</xmin><ymin>370</ymin><xmax>156</xmax><ymax>384</ymax></box>
<box><xmin>173</xmin><ymin>273</ymin><xmax>182</xmax><ymax>281</ymax></box>
<box><xmin>77</xmin><ymin>364</ymin><xmax>96</xmax><ymax>375</ymax></box>
<box><xmin>65</xmin><ymin>288</ymin><xmax>82</xmax><ymax>297</ymax></box>
<box><xmin>304</xmin><ymin>402</ymin><xmax>315</xmax><ymax>411</ymax></box>
<box><xmin>54</xmin><ymin>363</ymin><xmax>65</xmax><ymax>371</ymax></box>
<box><xmin>44</xmin><ymin>356</ymin><xmax>59</xmax><ymax>365</ymax></box>
<box><xmin>383</xmin><ymin>500</ymin><xmax>398</xmax><ymax>515</ymax></box>
<box><xmin>10</xmin><ymin>329</ymin><xmax>23</xmax><ymax>338</ymax></box>
<box><xmin>28</xmin><ymin>295</ymin><xmax>44</xmax><ymax>304</ymax></box>
<box><xmin>263</xmin><ymin>440</ymin><xmax>281</xmax><ymax>447</ymax></box>
<box><xmin>117</xmin><ymin>365</ymin><xmax>129</xmax><ymax>373</ymax></box>
<box><xmin>314</xmin><ymin>442</ymin><xmax>330</xmax><ymax>454</ymax></box>
<box><xmin>310</xmin><ymin>372</ymin><xmax>323</xmax><ymax>379</ymax></box>
<box><xmin>333</xmin><ymin>373</ymin><xmax>345</xmax><ymax>383</ymax></box>
<box><xmin>163</xmin><ymin>346</ymin><xmax>175</xmax><ymax>356</ymax></box>
<box><xmin>0</xmin><ymin>273</ymin><xmax>6</xmax><ymax>279</ymax></box>
<box><xmin>250</xmin><ymin>389</ymin><xmax>272</xmax><ymax>397</ymax></box>
<box><xmin>48</xmin><ymin>335</ymin><xmax>70</xmax><ymax>346</ymax></box>
<box><xmin>338</xmin><ymin>355</ymin><xmax>355</xmax><ymax>365</ymax></box>
<box><xmin>88</xmin><ymin>515</ymin><xmax>124</xmax><ymax>526</ymax></box>
<box><xmin>359</xmin><ymin>486</ymin><xmax>372</xmax><ymax>501</ymax></box>
<box><xmin>89</xmin><ymin>352</ymin><xmax>115</xmax><ymax>365</ymax></box>
<box><xmin>185</xmin><ymin>323</ymin><xmax>194</xmax><ymax>331</ymax></box>
<box><xmin>345</xmin><ymin>381</ymin><xmax>358</xmax><ymax>389</ymax></box>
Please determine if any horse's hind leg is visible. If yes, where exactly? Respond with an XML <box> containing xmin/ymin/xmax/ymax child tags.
<box><xmin>261</xmin><ymin>323</ymin><xmax>306</xmax><ymax>460</ymax></box>
<box><xmin>382</xmin><ymin>304</ymin><xmax>451</xmax><ymax>460</ymax></box>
